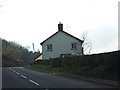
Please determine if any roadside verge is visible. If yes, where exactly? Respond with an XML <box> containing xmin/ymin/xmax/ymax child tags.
<box><xmin>25</xmin><ymin>66</ymin><xmax>119</xmax><ymax>88</ymax></box>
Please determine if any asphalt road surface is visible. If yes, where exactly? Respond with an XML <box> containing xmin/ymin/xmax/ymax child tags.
<box><xmin>2</xmin><ymin>67</ymin><xmax>117</xmax><ymax>89</ymax></box>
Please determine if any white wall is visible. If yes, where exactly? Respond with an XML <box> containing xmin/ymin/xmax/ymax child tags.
<box><xmin>42</xmin><ymin>31</ymin><xmax>83</xmax><ymax>59</ymax></box>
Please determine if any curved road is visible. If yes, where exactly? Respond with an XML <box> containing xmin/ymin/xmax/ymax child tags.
<box><xmin>2</xmin><ymin>67</ymin><xmax>116</xmax><ymax>89</ymax></box>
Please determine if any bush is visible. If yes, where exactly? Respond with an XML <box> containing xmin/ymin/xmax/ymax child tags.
<box><xmin>51</xmin><ymin>58</ymin><xmax>62</xmax><ymax>67</ymax></box>
<box><xmin>34</xmin><ymin>60</ymin><xmax>50</xmax><ymax>65</ymax></box>
<box><xmin>88</xmin><ymin>66</ymin><xmax>106</xmax><ymax>77</ymax></box>
<box><xmin>61</xmin><ymin>57</ymin><xmax>74</xmax><ymax>67</ymax></box>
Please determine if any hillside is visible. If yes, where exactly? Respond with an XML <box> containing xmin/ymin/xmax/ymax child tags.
<box><xmin>2</xmin><ymin>38</ymin><xmax>40</xmax><ymax>67</ymax></box>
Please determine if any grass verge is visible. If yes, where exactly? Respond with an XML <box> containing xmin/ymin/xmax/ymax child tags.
<box><xmin>30</xmin><ymin>64</ymin><xmax>119</xmax><ymax>81</ymax></box>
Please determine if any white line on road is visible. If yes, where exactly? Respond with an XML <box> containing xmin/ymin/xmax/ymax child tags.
<box><xmin>16</xmin><ymin>72</ymin><xmax>20</xmax><ymax>75</ymax></box>
<box><xmin>9</xmin><ymin>67</ymin><xmax>39</xmax><ymax>86</ymax></box>
<box><xmin>9</xmin><ymin>68</ymin><xmax>16</xmax><ymax>73</ymax></box>
<box><xmin>20</xmin><ymin>75</ymin><xmax>27</xmax><ymax>79</ymax></box>
<box><xmin>13</xmin><ymin>71</ymin><xmax>16</xmax><ymax>73</ymax></box>
<box><xmin>9</xmin><ymin>67</ymin><xmax>13</xmax><ymax>71</ymax></box>
<box><xmin>29</xmin><ymin>79</ymin><xmax>39</xmax><ymax>86</ymax></box>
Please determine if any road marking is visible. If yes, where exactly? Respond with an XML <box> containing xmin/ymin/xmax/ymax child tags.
<box><xmin>13</xmin><ymin>71</ymin><xmax>16</xmax><ymax>73</ymax></box>
<box><xmin>10</xmin><ymin>68</ymin><xmax>13</xmax><ymax>71</ymax></box>
<box><xmin>9</xmin><ymin>68</ymin><xmax>17</xmax><ymax>73</ymax></box>
<box><xmin>16</xmin><ymin>72</ymin><xmax>20</xmax><ymax>75</ymax></box>
<box><xmin>9</xmin><ymin>67</ymin><xmax>39</xmax><ymax>86</ymax></box>
<box><xmin>29</xmin><ymin>79</ymin><xmax>39</xmax><ymax>86</ymax></box>
<box><xmin>9</xmin><ymin>67</ymin><xmax>13</xmax><ymax>71</ymax></box>
<box><xmin>20</xmin><ymin>75</ymin><xmax>27</xmax><ymax>79</ymax></box>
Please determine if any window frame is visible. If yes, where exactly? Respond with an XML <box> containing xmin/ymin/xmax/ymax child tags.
<box><xmin>71</xmin><ymin>42</ymin><xmax>77</xmax><ymax>50</ymax></box>
<box><xmin>46</xmin><ymin>44</ymin><xmax>53</xmax><ymax>51</ymax></box>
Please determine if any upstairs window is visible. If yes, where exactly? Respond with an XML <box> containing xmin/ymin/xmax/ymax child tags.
<box><xmin>47</xmin><ymin>44</ymin><xmax>53</xmax><ymax>51</ymax></box>
<box><xmin>71</xmin><ymin>43</ymin><xmax>77</xmax><ymax>50</ymax></box>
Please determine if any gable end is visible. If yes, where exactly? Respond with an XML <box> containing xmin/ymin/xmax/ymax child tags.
<box><xmin>40</xmin><ymin>30</ymin><xmax>83</xmax><ymax>45</ymax></box>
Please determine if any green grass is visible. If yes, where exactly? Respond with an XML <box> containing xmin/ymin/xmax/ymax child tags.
<box><xmin>30</xmin><ymin>64</ymin><xmax>118</xmax><ymax>81</ymax></box>
<box><xmin>31</xmin><ymin>64</ymin><xmax>51</xmax><ymax>70</ymax></box>
<box><xmin>30</xmin><ymin>64</ymin><xmax>62</xmax><ymax>73</ymax></box>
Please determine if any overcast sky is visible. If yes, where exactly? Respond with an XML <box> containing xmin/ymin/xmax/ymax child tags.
<box><xmin>0</xmin><ymin>0</ymin><xmax>119</xmax><ymax>54</ymax></box>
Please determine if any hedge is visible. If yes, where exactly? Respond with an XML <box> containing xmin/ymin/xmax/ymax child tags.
<box><xmin>33</xmin><ymin>51</ymin><xmax>120</xmax><ymax>76</ymax></box>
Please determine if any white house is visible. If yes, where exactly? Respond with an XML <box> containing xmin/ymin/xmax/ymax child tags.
<box><xmin>40</xmin><ymin>22</ymin><xmax>83</xmax><ymax>60</ymax></box>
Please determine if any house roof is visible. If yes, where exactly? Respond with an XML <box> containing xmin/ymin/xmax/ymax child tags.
<box><xmin>35</xmin><ymin>55</ymin><xmax>43</xmax><ymax>61</ymax></box>
<box><xmin>40</xmin><ymin>30</ymin><xmax>83</xmax><ymax>45</ymax></box>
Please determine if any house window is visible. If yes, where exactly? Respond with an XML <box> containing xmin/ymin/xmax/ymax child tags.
<box><xmin>71</xmin><ymin>43</ymin><xmax>77</xmax><ymax>50</ymax></box>
<box><xmin>47</xmin><ymin>44</ymin><xmax>53</xmax><ymax>51</ymax></box>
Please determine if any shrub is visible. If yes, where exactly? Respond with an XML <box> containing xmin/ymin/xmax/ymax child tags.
<box><xmin>51</xmin><ymin>58</ymin><xmax>62</xmax><ymax>67</ymax></box>
<box><xmin>34</xmin><ymin>60</ymin><xmax>50</xmax><ymax>65</ymax></box>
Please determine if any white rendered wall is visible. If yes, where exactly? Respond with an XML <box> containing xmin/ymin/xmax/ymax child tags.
<box><xmin>42</xmin><ymin>31</ymin><xmax>82</xmax><ymax>59</ymax></box>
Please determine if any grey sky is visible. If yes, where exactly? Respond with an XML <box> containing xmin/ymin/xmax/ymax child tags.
<box><xmin>0</xmin><ymin>0</ymin><xmax>119</xmax><ymax>54</ymax></box>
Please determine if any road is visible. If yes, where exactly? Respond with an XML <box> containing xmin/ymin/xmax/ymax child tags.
<box><xmin>2</xmin><ymin>67</ymin><xmax>116</xmax><ymax>89</ymax></box>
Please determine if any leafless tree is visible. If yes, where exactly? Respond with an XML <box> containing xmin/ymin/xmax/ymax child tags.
<box><xmin>81</xmin><ymin>31</ymin><xmax>92</xmax><ymax>55</ymax></box>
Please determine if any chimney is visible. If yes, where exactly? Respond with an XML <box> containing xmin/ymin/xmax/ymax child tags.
<box><xmin>58</xmin><ymin>22</ymin><xmax>63</xmax><ymax>31</ymax></box>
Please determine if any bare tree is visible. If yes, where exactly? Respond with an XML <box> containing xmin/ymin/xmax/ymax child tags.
<box><xmin>81</xmin><ymin>31</ymin><xmax>92</xmax><ymax>55</ymax></box>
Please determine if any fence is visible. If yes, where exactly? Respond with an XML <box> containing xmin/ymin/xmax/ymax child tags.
<box><xmin>34</xmin><ymin>51</ymin><xmax>119</xmax><ymax>77</ymax></box>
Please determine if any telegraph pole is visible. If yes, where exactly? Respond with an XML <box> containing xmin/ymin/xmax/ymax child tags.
<box><xmin>32</xmin><ymin>43</ymin><xmax>35</xmax><ymax>52</ymax></box>
<box><xmin>32</xmin><ymin>43</ymin><xmax>35</xmax><ymax>62</ymax></box>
